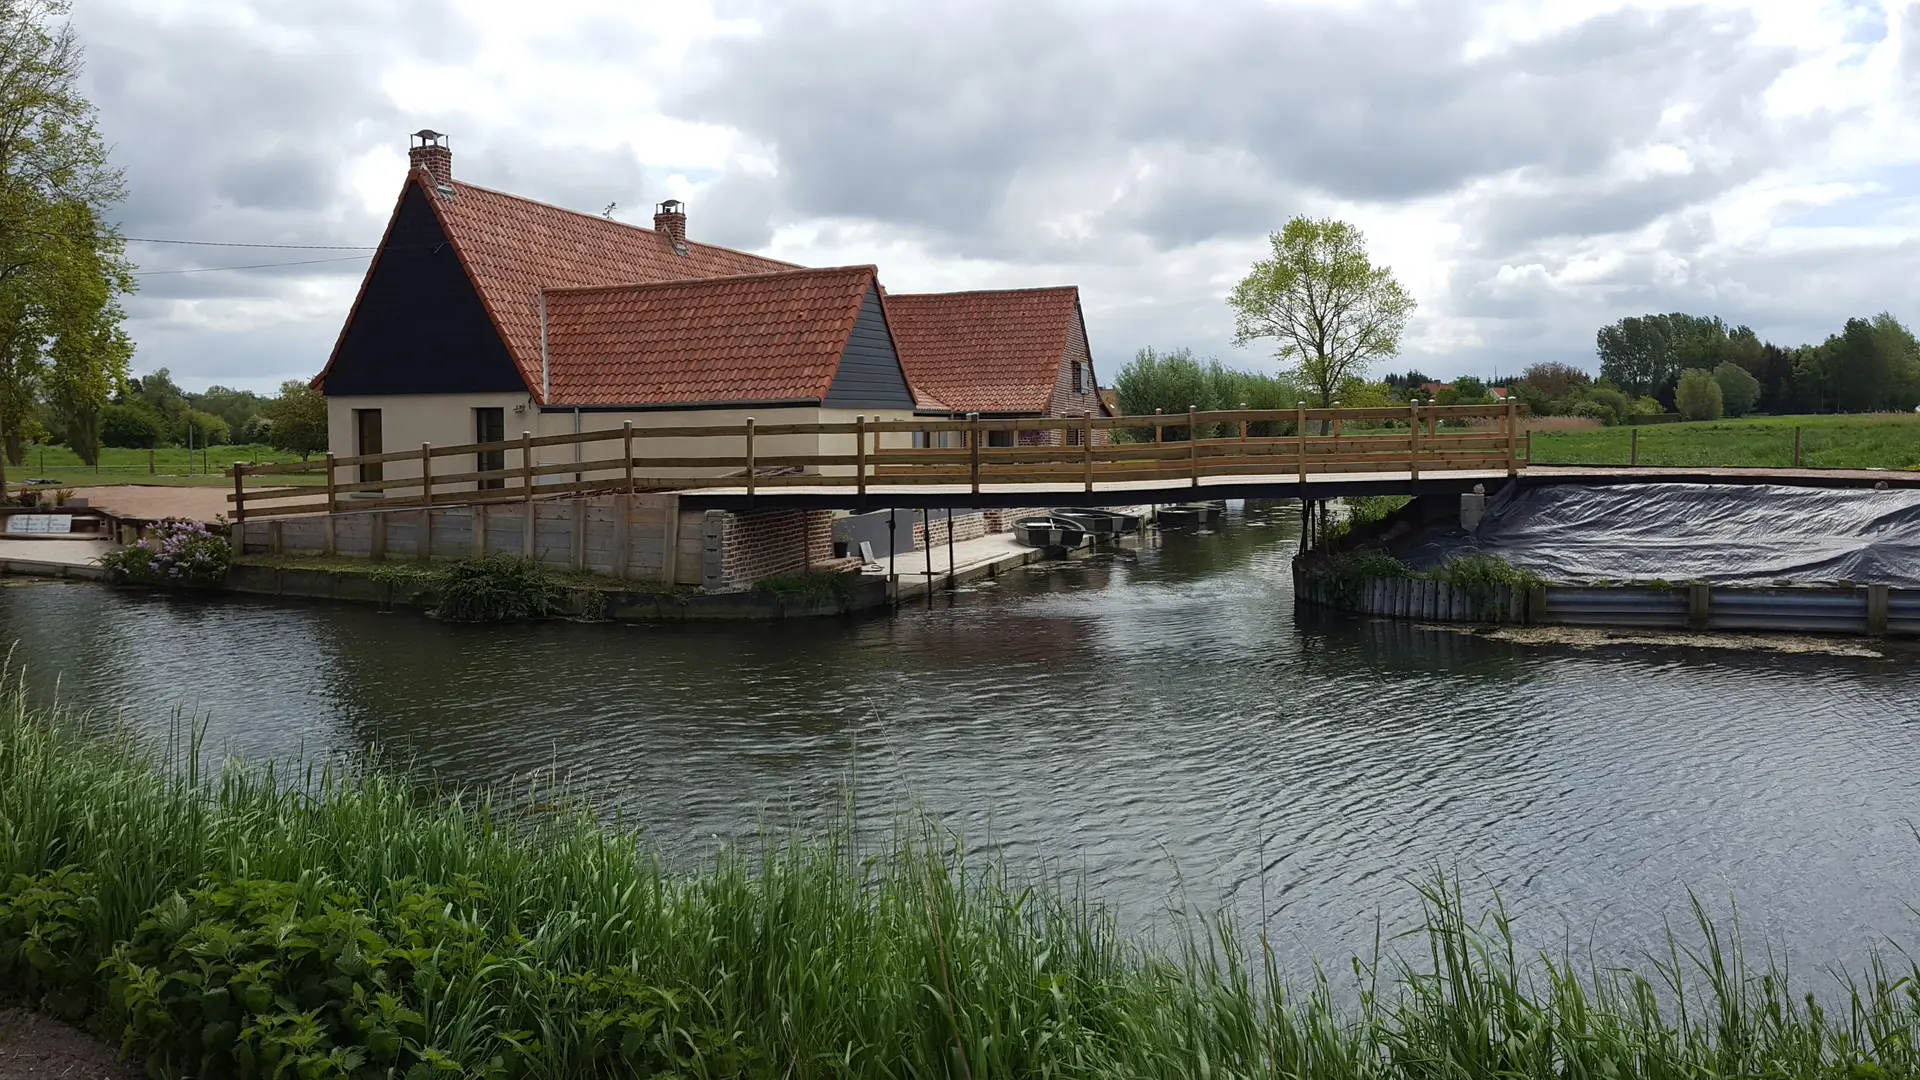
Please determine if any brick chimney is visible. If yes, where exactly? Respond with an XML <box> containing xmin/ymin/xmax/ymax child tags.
<box><xmin>409</xmin><ymin>129</ymin><xmax>452</xmax><ymax>187</ymax></box>
<box><xmin>654</xmin><ymin>199</ymin><xmax>688</xmax><ymax>255</ymax></box>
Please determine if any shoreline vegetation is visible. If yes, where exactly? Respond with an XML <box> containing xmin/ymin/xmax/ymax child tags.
<box><xmin>1528</xmin><ymin>412</ymin><xmax>1920</xmax><ymax>471</ymax></box>
<box><xmin>4</xmin><ymin>685</ymin><xmax>1919</xmax><ymax>1077</ymax></box>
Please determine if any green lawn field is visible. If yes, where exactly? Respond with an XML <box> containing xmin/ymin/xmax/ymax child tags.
<box><xmin>1528</xmin><ymin>413</ymin><xmax>1920</xmax><ymax>470</ymax></box>
<box><xmin>4</xmin><ymin>444</ymin><xmax>322</xmax><ymax>489</ymax></box>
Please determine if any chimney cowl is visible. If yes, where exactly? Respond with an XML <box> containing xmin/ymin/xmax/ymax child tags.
<box><xmin>409</xmin><ymin>129</ymin><xmax>453</xmax><ymax>189</ymax></box>
<box><xmin>654</xmin><ymin>199</ymin><xmax>688</xmax><ymax>255</ymax></box>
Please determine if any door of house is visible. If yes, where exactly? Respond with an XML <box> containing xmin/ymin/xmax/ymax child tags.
<box><xmin>474</xmin><ymin>407</ymin><xmax>505</xmax><ymax>489</ymax></box>
<box><xmin>354</xmin><ymin>409</ymin><xmax>382</xmax><ymax>484</ymax></box>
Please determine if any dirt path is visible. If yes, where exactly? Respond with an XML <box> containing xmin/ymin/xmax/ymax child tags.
<box><xmin>0</xmin><ymin>1010</ymin><xmax>141</xmax><ymax>1079</ymax></box>
<box><xmin>67</xmin><ymin>486</ymin><xmax>233</xmax><ymax>524</ymax></box>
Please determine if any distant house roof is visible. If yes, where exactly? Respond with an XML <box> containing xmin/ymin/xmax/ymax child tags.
<box><xmin>319</xmin><ymin>169</ymin><xmax>797</xmax><ymax>402</ymax></box>
<box><xmin>543</xmin><ymin>266</ymin><xmax>885</xmax><ymax>407</ymax></box>
<box><xmin>884</xmin><ymin>287</ymin><xmax>1083</xmax><ymax>414</ymax></box>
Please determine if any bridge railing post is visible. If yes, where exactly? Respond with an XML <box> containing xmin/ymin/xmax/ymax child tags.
<box><xmin>1409</xmin><ymin>402</ymin><xmax>1421</xmax><ymax>482</ymax></box>
<box><xmin>1188</xmin><ymin>405</ymin><xmax>1200</xmax><ymax>487</ymax></box>
<box><xmin>1506</xmin><ymin>400</ymin><xmax>1518</xmax><ymax>477</ymax></box>
<box><xmin>1295</xmin><ymin>401</ymin><xmax>1307</xmax><ymax>484</ymax></box>
<box><xmin>969</xmin><ymin>413</ymin><xmax>981</xmax><ymax>503</ymax></box>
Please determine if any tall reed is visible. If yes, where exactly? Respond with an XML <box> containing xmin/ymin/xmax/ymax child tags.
<box><xmin>2</xmin><ymin>677</ymin><xmax>1916</xmax><ymax>1077</ymax></box>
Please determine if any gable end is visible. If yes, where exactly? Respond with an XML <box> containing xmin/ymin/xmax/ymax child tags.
<box><xmin>319</xmin><ymin>182</ymin><xmax>528</xmax><ymax>397</ymax></box>
<box><xmin>823</xmin><ymin>284</ymin><xmax>916</xmax><ymax>410</ymax></box>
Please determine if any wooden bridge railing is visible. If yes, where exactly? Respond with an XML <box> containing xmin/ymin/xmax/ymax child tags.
<box><xmin>226</xmin><ymin>402</ymin><xmax>1521</xmax><ymax>520</ymax></box>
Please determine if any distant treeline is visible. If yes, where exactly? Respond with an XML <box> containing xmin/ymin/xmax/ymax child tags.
<box><xmin>1592</xmin><ymin>312</ymin><xmax>1920</xmax><ymax>415</ymax></box>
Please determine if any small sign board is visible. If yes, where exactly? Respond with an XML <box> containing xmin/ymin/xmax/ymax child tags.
<box><xmin>4</xmin><ymin>515</ymin><xmax>74</xmax><ymax>535</ymax></box>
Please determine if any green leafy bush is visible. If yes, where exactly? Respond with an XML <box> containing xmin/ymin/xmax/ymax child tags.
<box><xmin>99</xmin><ymin>520</ymin><xmax>231</xmax><ymax>587</ymax></box>
<box><xmin>430</xmin><ymin>556</ymin><xmax>563</xmax><ymax>622</ymax></box>
<box><xmin>1426</xmin><ymin>553</ymin><xmax>1546</xmax><ymax>606</ymax></box>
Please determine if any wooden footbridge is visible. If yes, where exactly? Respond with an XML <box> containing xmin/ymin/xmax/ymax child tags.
<box><xmin>225</xmin><ymin>403</ymin><xmax>1918</xmax><ymax>521</ymax></box>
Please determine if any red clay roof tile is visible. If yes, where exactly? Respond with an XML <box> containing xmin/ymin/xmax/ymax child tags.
<box><xmin>543</xmin><ymin>266</ymin><xmax>879</xmax><ymax>406</ymax></box>
<box><xmin>884</xmin><ymin>287</ymin><xmax>1080</xmax><ymax>414</ymax></box>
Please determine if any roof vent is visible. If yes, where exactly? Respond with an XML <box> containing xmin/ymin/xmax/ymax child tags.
<box><xmin>654</xmin><ymin>199</ymin><xmax>688</xmax><ymax>255</ymax></box>
<box><xmin>409</xmin><ymin>129</ymin><xmax>453</xmax><ymax>188</ymax></box>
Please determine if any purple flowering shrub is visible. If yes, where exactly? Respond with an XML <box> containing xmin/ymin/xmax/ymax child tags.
<box><xmin>100</xmin><ymin>519</ymin><xmax>231</xmax><ymax>587</ymax></box>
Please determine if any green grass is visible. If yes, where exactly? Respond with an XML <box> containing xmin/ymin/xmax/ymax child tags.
<box><xmin>4</xmin><ymin>683</ymin><xmax>1919</xmax><ymax>1077</ymax></box>
<box><xmin>6</xmin><ymin>444</ymin><xmax>321</xmax><ymax>489</ymax></box>
<box><xmin>1529</xmin><ymin>413</ymin><xmax>1920</xmax><ymax>470</ymax></box>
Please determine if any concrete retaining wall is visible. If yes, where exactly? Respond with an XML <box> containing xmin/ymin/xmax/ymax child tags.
<box><xmin>238</xmin><ymin>496</ymin><xmax>842</xmax><ymax>592</ymax></box>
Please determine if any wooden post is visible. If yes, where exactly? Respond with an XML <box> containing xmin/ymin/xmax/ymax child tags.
<box><xmin>1409</xmin><ymin>403</ymin><xmax>1421</xmax><ymax>481</ymax></box>
<box><xmin>612</xmin><ymin>495</ymin><xmax>630</xmax><ymax>579</ymax></box>
<box><xmin>1505</xmin><ymin>402</ymin><xmax>1519</xmax><ymax>477</ymax></box>
<box><xmin>149</xmin><ymin>449</ymin><xmax>155</xmax><ymax>475</ymax></box>
<box><xmin>1295</xmin><ymin>401</ymin><xmax>1307</xmax><ymax>483</ymax></box>
<box><xmin>623</xmin><ymin>420</ymin><xmax>635</xmax><ymax>495</ymax></box>
<box><xmin>662</xmin><ymin>492</ymin><xmax>683</xmax><ymax>586</ymax></box>
<box><xmin>372</xmin><ymin>512</ymin><xmax>387</xmax><ymax>561</ymax></box>
<box><xmin>1688</xmin><ymin>583</ymin><xmax>1711</xmax><ymax>631</ymax></box>
<box><xmin>570</xmin><ymin>498</ymin><xmax>585</xmax><ymax>571</ymax></box>
<box><xmin>969</xmin><ymin>413</ymin><xmax>981</xmax><ymax>502</ymax></box>
<box><xmin>1083</xmin><ymin>413</ymin><xmax>1095</xmax><ymax>492</ymax></box>
<box><xmin>323</xmin><ymin>453</ymin><xmax>337</xmax><ymax>555</ymax></box>
<box><xmin>1525</xmin><ymin>428</ymin><xmax>1533</xmax><ymax>464</ymax></box>
<box><xmin>856</xmin><ymin>414</ymin><xmax>868</xmax><ymax>503</ymax></box>
<box><xmin>232</xmin><ymin>462</ymin><xmax>246</xmax><ymax>523</ymax></box>
<box><xmin>1154</xmin><ymin>408</ymin><xmax>1163</xmax><ymax>445</ymax></box>
<box><xmin>744</xmin><ymin>417</ymin><xmax>756</xmax><ymax>504</ymax></box>
<box><xmin>1793</xmin><ymin>426</ymin><xmax>1802</xmax><ymax>468</ymax></box>
<box><xmin>418</xmin><ymin>443</ymin><xmax>433</xmax><ymax>562</ymax></box>
<box><xmin>1331</xmin><ymin>402</ymin><xmax>1342</xmax><ymax>440</ymax></box>
<box><xmin>1188</xmin><ymin>405</ymin><xmax>1200</xmax><ymax>487</ymax></box>
<box><xmin>521</xmin><ymin>431</ymin><xmax>535</xmax><ymax>558</ymax></box>
<box><xmin>473</xmin><ymin>504</ymin><xmax>487</xmax><ymax>558</ymax></box>
<box><xmin>1630</xmin><ymin>426</ymin><xmax>1639</xmax><ymax>467</ymax></box>
<box><xmin>1867</xmin><ymin>583</ymin><xmax>1890</xmax><ymax>635</ymax></box>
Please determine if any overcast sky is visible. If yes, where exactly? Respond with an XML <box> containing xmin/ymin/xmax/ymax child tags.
<box><xmin>83</xmin><ymin>0</ymin><xmax>1920</xmax><ymax>393</ymax></box>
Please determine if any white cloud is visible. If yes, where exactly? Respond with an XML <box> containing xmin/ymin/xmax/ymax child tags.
<box><xmin>82</xmin><ymin>0</ymin><xmax>1920</xmax><ymax>391</ymax></box>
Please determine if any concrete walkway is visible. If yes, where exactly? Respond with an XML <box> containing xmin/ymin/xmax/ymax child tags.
<box><xmin>0</xmin><ymin>538</ymin><xmax>112</xmax><ymax>580</ymax></box>
<box><xmin>864</xmin><ymin>531</ymin><xmax>1044</xmax><ymax>601</ymax></box>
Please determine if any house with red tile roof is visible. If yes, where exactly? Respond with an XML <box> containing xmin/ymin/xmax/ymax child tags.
<box><xmin>313</xmin><ymin>132</ymin><xmax>924</xmax><ymax>492</ymax></box>
<box><xmin>884</xmin><ymin>287</ymin><xmax>1111</xmax><ymax>446</ymax></box>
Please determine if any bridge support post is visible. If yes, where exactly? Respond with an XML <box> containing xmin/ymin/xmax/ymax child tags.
<box><xmin>1409</xmin><ymin>403</ymin><xmax>1421</xmax><ymax>483</ymax></box>
<box><xmin>1505</xmin><ymin>401</ymin><xmax>1518</xmax><ymax>477</ymax></box>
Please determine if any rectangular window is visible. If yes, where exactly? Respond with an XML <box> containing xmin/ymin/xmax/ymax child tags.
<box><xmin>474</xmin><ymin>407</ymin><xmax>505</xmax><ymax>489</ymax></box>
<box><xmin>1072</xmin><ymin>363</ymin><xmax>1085</xmax><ymax>394</ymax></box>
<box><xmin>1067</xmin><ymin>424</ymin><xmax>1083</xmax><ymax>447</ymax></box>
<box><xmin>354</xmin><ymin>409</ymin><xmax>382</xmax><ymax>484</ymax></box>
<box><xmin>987</xmin><ymin>428</ymin><xmax>1014</xmax><ymax>448</ymax></box>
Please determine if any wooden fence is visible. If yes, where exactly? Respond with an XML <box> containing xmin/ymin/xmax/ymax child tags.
<box><xmin>226</xmin><ymin>403</ymin><xmax>1522</xmax><ymax>520</ymax></box>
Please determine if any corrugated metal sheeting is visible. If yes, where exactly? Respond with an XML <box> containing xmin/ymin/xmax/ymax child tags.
<box><xmin>1298</xmin><ymin>570</ymin><xmax>1916</xmax><ymax>638</ymax></box>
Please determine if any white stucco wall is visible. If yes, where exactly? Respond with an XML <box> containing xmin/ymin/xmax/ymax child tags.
<box><xmin>326</xmin><ymin>396</ymin><xmax>925</xmax><ymax>494</ymax></box>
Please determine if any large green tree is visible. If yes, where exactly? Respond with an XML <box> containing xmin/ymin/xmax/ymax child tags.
<box><xmin>1228</xmin><ymin>216</ymin><xmax>1415</xmax><ymax>411</ymax></box>
<box><xmin>261</xmin><ymin>380</ymin><xmax>327</xmax><ymax>460</ymax></box>
<box><xmin>0</xmin><ymin>0</ymin><xmax>132</xmax><ymax>468</ymax></box>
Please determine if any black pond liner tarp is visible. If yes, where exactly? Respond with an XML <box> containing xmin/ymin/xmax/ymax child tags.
<box><xmin>1390</xmin><ymin>483</ymin><xmax>1920</xmax><ymax>587</ymax></box>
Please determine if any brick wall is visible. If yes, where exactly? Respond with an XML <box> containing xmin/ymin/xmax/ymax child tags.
<box><xmin>981</xmin><ymin>507</ymin><xmax>1044</xmax><ymax>532</ymax></box>
<box><xmin>1048</xmin><ymin>310</ymin><xmax>1111</xmax><ymax>446</ymax></box>
<box><xmin>911</xmin><ymin>510</ymin><xmax>988</xmax><ymax>549</ymax></box>
<box><xmin>707</xmin><ymin>509</ymin><xmax>848</xmax><ymax>592</ymax></box>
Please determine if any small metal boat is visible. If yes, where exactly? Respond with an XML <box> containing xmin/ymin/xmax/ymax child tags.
<box><xmin>1155</xmin><ymin>501</ymin><xmax>1225</xmax><ymax>527</ymax></box>
<box><xmin>1012</xmin><ymin>516</ymin><xmax>1090</xmax><ymax>549</ymax></box>
<box><xmin>1049</xmin><ymin>508</ymin><xmax>1141</xmax><ymax>537</ymax></box>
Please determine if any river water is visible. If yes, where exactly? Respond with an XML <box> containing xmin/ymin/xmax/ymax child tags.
<box><xmin>4</xmin><ymin>501</ymin><xmax>1918</xmax><ymax>975</ymax></box>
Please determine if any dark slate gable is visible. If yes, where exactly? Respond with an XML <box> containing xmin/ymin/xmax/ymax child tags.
<box><xmin>321</xmin><ymin>183</ymin><xmax>528</xmax><ymax>396</ymax></box>
<box><xmin>823</xmin><ymin>284</ymin><xmax>916</xmax><ymax>409</ymax></box>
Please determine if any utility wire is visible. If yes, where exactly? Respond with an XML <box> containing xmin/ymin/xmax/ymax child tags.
<box><xmin>132</xmin><ymin>254</ymin><xmax>373</xmax><ymax>276</ymax></box>
<box><xmin>124</xmin><ymin>236</ymin><xmax>378</xmax><ymax>250</ymax></box>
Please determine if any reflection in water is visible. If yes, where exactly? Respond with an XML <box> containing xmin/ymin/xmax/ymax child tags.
<box><xmin>4</xmin><ymin>500</ymin><xmax>1918</xmax><ymax>975</ymax></box>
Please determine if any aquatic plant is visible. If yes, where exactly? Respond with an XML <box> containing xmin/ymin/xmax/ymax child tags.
<box><xmin>429</xmin><ymin>555</ymin><xmax>564</xmax><ymax>622</ymax></box>
<box><xmin>1424</xmin><ymin>553</ymin><xmax>1547</xmax><ymax>606</ymax></box>
<box><xmin>98</xmin><ymin>520</ymin><xmax>231</xmax><ymax>587</ymax></box>
<box><xmin>1323</xmin><ymin>548</ymin><xmax>1411</xmax><ymax>602</ymax></box>
<box><xmin>751</xmin><ymin>570</ymin><xmax>863</xmax><ymax>602</ymax></box>
<box><xmin>2</xmin><ymin>683</ymin><xmax>1918</xmax><ymax>1078</ymax></box>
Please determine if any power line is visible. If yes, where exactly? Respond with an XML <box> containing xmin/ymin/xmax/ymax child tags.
<box><xmin>132</xmin><ymin>254</ymin><xmax>373</xmax><ymax>276</ymax></box>
<box><xmin>124</xmin><ymin>236</ymin><xmax>377</xmax><ymax>250</ymax></box>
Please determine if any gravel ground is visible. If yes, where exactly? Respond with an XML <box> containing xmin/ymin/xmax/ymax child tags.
<box><xmin>0</xmin><ymin>1011</ymin><xmax>141</xmax><ymax>1080</ymax></box>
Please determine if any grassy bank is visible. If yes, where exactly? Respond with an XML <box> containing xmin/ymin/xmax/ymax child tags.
<box><xmin>1529</xmin><ymin>412</ymin><xmax>1920</xmax><ymax>470</ymax></box>
<box><xmin>7</xmin><ymin>444</ymin><xmax>321</xmax><ymax>489</ymax></box>
<box><xmin>3</xmin><ymin>687</ymin><xmax>1917</xmax><ymax>1077</ymax></box>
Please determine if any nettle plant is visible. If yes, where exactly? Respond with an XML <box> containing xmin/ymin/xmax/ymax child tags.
<box><xmin>100</xmin><ymin>519</ymin><xmax>231</xmax><ymax>587</ymax></box>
